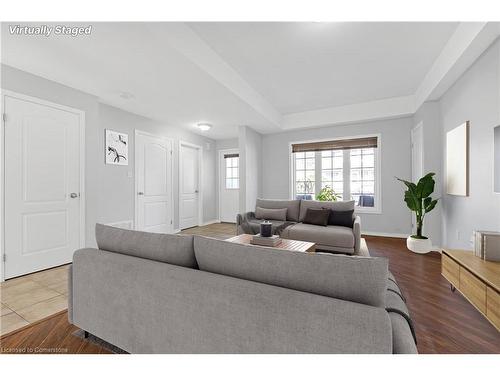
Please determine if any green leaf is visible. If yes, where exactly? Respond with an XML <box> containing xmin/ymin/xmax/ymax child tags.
<box><xmin>396</xmin><ymin>177</ymin><xmax>417</xmax><ymax>192</ymax></box>
<box><xmin>424</xmin><ymin>199</ymin><xmax>438</xmax><ymax>213</ymax></box>
<box><xmin>423</xmin><ymin>197</ymin><xmax>432</xmax><ymax>209</ymax></box>
<box><xmin>404</xmin><ymin>190</ymin><xmax>418</xmax><ymax>211</ymax></box>
<box><xmin>416</xmin><ymin>173</ymin><xmax>435</xmax><ymax>198</ymax></box>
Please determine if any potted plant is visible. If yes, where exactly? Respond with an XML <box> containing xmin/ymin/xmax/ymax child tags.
<box><xmin>396</xmin><ymin>173</ymin><xmax>439</xmax><ymax>254</ymax></box>
<box><xmin>316</xmin><ymin>186</ymin><xmax>341</xmax><ymax>201</ymax></box>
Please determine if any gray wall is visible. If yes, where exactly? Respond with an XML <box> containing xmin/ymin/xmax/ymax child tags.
<box><xmin>239</xmin><ymin>126</ymin><xmax>262</xmax><ymax>213</ymax></box>
<box><xmin>412</xmin><ymin>101</ymin><xmax>443</xmax><ymax>246</ymax></box>
<box><xmin>216</xmin><ymin>138</ymin><xmax>238</xmax><ymax>151</ymax></box>
<box><xmin>1</xmin><ymin>65</ymin><xmax>218</xmax><ymax>246</ymax></box>
<box><xmin>98</xmin><ymin>104</ymin><xmax>217</xmax><ymax>230</ymax></box>
<box><xmin>439</xmin><ymin>40</ymin><xmax>500</xmax><ymax>249</ymax></box>
<box><xmin>261</xmin><ymin>117</ymin><xmax>413</xmax><ymax>236</ymax></box>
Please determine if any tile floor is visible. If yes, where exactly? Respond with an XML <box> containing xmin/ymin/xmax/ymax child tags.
<box><xmin>0</xmin><ymin>223</ymin><xmax>237</xmax><ymax>336</ymax></box>
<box><xmin>1</xmin><ymin>264</ymin><xmax>70</xmax><ymax>336</ymax></box>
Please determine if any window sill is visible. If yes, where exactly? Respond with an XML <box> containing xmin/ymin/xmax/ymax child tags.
<box><xmin>355</xmin><ymin>208</ymin><xmax>382</xmax><ymax>215</ymax></box>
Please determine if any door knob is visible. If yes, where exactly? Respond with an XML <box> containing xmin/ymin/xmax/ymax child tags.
<box><xmin>195</xmin><ymin>190</ymin><xmax>199</xmax><ymax>193</ymax></box>
<box><xmin>70</xmin><ymin>193</ymin><xmax>79</xmax><ymax>198</ymax></box>
<box><xmin>138</xmin><ymin>192</ymin><xmax>144</xmax><ymax>195</ymax></box>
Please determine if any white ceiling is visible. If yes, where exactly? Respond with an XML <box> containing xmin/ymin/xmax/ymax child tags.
<box><xmin>1</xmin><ymin>22</ymin><xmax>280</xmax><ymax>139</ymax></box>
<box><xmin>189</xmin><ymin>22</ymin><xmax>458</xmax><ymax>114</ymax></box>
<box><xmin>2</xmin><ymin>22</ymin><xmax>497</xmax><ymax>139</ymax></box>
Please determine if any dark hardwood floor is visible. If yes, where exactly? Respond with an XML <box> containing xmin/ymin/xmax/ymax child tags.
<box><xmin>366</xmin><ymin>235</ymin><xmax>500</xmax><ymax>354</ymax></box>
<box><xmin>0</xmin><ymin>310</ymin><xmax>112</xmax><ymax>354</ymax></box>
<box><xmin>1</xmin><ymin>229</ymin><xmax>499</xmax><ymax>354</ymax></box>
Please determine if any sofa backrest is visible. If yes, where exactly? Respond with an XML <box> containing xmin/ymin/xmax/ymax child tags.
<box><xmin>95</xmin><ymin>223</ymin><xmax>198</xmax><ymax>268</ymax></box>
<box><xmin>255</xmin><ymin>198</ymin><xmax>301</xmax><ymax>222</ymax></box>
<box><xmin>193</xmin><ymin>236</ymin><xmax>389</xmax><ymax>308</ymax></box>
<box><xmin>298</xmin><ymin>200</ymin><xmax>355</xmax><ymax>222</ymax></box>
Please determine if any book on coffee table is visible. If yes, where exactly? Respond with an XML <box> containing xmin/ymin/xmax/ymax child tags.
<box><xmin>250</xmin><ymin>234</ymin><xmax>282</xmax><ymax>247</ymax></box>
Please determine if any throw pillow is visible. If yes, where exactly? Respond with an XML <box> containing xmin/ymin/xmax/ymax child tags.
<box><xmin>303</xmin><ymin>208</ymin><xmax>330</xmax><ymax>226</ymax></box>
<box><xmin>327</xmin><ymin>209</ymin><xmax>354</xmax><ymax>228</ymax></box>
<box><xmin>255</xmin><ymin>207</ymin><xmax>288</xmax><ymax>221</ymax></box>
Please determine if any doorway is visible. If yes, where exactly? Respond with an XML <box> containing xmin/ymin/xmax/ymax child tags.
<box><xmin>135</xmin><ymin>131</ymin><xmax>173</xmax><ymax>233</ymax></box>
<box><xmin>179</xmin><ymin>141</ymin><xmax>202</xmax><ymax>230</ymax></box>
<box><xmin>218</xmin><ymin>149</ymin><xmax>239</xmax><ymax>223</ymax></box>
<box><xmin>2</xmin><ymin>91</ymin><xmax>85</xmax><ymax>280</ymax></box>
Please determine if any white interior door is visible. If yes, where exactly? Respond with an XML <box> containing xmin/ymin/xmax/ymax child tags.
<box><xmin>135</xmin><ymin>132</ymin><xmax>173</xmax><ymax>233</ymax></box>
<box><xmin>219</xmin><ymin>149</ymin><xmax>239</xmax><ymax>223</ymax></box>
<box><xmin>4</xmin><ymin>94</ymin><xmax>83</xmax><ymax>279</ymax></box>
<box><xmin>179</xmin><ymin>142</ymin><xmax>200</xmax><ymax>229</ymax></box>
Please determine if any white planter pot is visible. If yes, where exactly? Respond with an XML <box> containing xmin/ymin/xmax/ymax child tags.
<box><xmin>406</xmin><ymin>236</ymin><xmax>432</xmax><ymax>254</ymax></box>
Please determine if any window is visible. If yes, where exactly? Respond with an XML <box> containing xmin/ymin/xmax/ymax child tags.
<box><xmin>350</xmin><ymin>148</ymin><xmax>375</xmax><ymax>207</ymax></box>
<box><xmin>294</xmin><ymin>151</ymin><xmax>315</xmax><ymax>199</ymax></box>
<box><xmin>321</xmin><ymin>150</ymin><xmax>343</xmax><ymax>200</ymax></box>
<box><xmin>291</xmin><ymin>136</ymin><xmax>380</xmax><ymax>212</ymax></box>
<box><xmin>225</xmin><ymin>155</ymin><xmax>239</xmax><ymax>189</ymax></box>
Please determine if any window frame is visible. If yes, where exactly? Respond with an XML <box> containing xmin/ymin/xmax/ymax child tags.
<box><xmin>289</xmin><ymin>134</ymin><xmax>382</xmax><ymax>214</ymax></box>
<box><xmin>224</xmin><ymin>154</ymin><xmax>239</xmax><ymax>190</ymax></box>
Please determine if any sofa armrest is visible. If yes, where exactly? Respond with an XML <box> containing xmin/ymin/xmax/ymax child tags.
<box><xmin>236</xmin><ymin>212</ymin><xmax>256</xmax><ymax>234</ymax></box>
<box><xmin>353</xmin><ymin>216</ymin><xmax>361</xmax><ymax>253</ymax></box>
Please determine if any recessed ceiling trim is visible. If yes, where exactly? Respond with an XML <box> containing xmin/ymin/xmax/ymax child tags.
<box><xmin>149</xmin><ymin>23</ymin><xmax>283</xmax><ymax>130</ymax></box>
<box><xmin>415</xmin><ymin>22</ymin><xmax>500</xmax><ymax>110</ymax></box>
<box><xmin>282</xmin><ymin>95</ymin><xmax>415</xmax><ymax>130</ymax></box>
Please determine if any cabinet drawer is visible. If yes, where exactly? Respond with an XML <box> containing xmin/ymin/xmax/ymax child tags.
<box><xmin>460</xmin><ymin>267</ymin><xmax>487</xmax><ymax>314</ymax></box>
<box><xmin>442</xmin><ymin>253</ymin><xmax>459</xmax><ymax>286</ymax></box>
<box><xmin>486</xmin><ymin>286</ymin><xmax>500</xmax><ymax>330</ymax></box>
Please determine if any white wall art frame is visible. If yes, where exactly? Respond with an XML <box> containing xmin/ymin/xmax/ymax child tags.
<box><xmin>105</xmin><ymin>129</ymin><xmax>129</xmax><ymax>165</ymax></box>
<box><xmin>446</xmin><ymin>121</ymin><xmax>469</xmax><ymax>196</ymax></box>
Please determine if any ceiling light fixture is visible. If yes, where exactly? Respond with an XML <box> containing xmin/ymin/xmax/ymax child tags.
<box><xmin>197</xmin><ymin>123</ymin><xmax>212</xmax><ymax>131</ymax></box>
<box><xmin>119</xmin><ymin>91</ymin><xmax>135</xmax><ymax>100</ymax></box>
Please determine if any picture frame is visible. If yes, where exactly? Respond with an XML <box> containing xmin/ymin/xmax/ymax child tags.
<box><xmin>446</xmin><ymin>121</ymin><xmax>469</xmax><ymax>196</ymax></box>
<box><xmin>105</xmin><ymin>129</ymin><xmax>128</xmax><ymax>165</ymax></box>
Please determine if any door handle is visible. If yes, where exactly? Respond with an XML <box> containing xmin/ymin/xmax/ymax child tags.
<box><xmin>195</xmin><ymin>190</ymin><xmax>199</xmax><ymax>193</ymax></box>
<box><xmin>138</xmin><ymin>192</ymin><xmax>144</xmax><ymax>195</ymax></box>
<box><xmin>70</xmin><ymin>193</ymin><xmax>79</xmax><ymax>198</ymax></box>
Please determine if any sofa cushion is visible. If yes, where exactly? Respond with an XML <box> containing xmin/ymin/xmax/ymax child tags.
<box><xmin>299</xmin><ymin>200</ymin><xmax>355</xmax><ymax>222</ymax></box>
<box><xmin>95</xmin><ymin>224</ymin><xmax>197</xmax><ymax>268</ymax></box>
<box><xmin>328</xmin><ymin>209</ymin><xmax>355</xmax><ymax>228</ymax></box>
<box><xmin>303</xmin><ymin>208</ymin><xmax>330</xmax><ymax>226</ymax></box>
<box><xmin>194</xmin><ymin>236</ymin><xmax>389</xmax><ymax>307</ymax></box>
<box><xmin>282</xmin><ymin>223</ymin><xmax>355</xmax><ymax>249</ymax></box>
<box><xmin>255</xmin><ymin>207</ymin><xmax>288</xmax><ymax>221</ymax></box>
<box><xmin>256</xmin><ymin>198</ymin><xmax>301</xmax><ymax>222</ymax></box>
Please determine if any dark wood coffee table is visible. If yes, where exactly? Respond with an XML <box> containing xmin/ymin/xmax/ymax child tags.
<box><xmin>226</xmin><ymin>234</ymin><xmax>315</xmax><ymax>253</ymax></box>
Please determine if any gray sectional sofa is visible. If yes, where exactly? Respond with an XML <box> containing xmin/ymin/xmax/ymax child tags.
<box><xmin>237</xmin><ymin>198</ymin><xmax>361</xmax><ymax>254</ymax></box>
<box><xmin>68</xmin><ymin>224</ymin><xmax>417</xmax><ymax>354</ymax></box>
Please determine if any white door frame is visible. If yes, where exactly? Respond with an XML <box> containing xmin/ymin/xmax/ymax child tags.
<box><xmin>134</xmin><ymin>130</ymin><xmax>174</xmax><ymax>233</ymax></box>
<box><xmin>0</xmin><ymin>89</ymin><xmax>86</xmax><ymax>282</ymax></box>
<box><xmin>411</xmin><ymin>122</ymin><xmax>424</xmax><ymax>231</ymax></box>
<box><xmin>411</xmin><ymin>122</ymin><xmax>424</xmax><ymax>181</ymax></box>
<box><xmin>178</xmin><ymin>140</ymin><xmax>203</xmax><ymax>229</ymax></box>
<box><xmin>218</xmin><ymin>148</ymin><xmax>239</xmax><ymax>222</ymax></box>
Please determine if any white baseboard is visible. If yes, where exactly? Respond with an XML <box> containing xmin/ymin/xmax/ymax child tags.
<box><xmin>201</xmin><ymin>219</ymin><xmax>220</xmax><ymax>226</ymax></box>
<box><xmin>105</xmin><ymin>220</ymin><xmax>134</xmax><ymax>230</ymax></box>
<box><xmin>362</xmin><ymin>231</ymin><xmax>409</xmax><ymax>239</ymax></box>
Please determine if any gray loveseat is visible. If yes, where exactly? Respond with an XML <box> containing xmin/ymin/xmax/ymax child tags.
<box><xmin>68</xmin><ymin>224</ymin><xmax>417</xmax><ymax>354</ymax></box>
<box><xmin>237</xmin><ymin>198</ymin><xmax>361</xmax><ymax>254</ymax></box>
